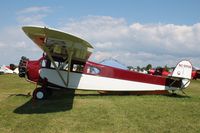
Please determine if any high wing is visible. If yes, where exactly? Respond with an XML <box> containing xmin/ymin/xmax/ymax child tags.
<box><xmin>22</xmin><ymin>26</ymin><xmax>93</xmax><ymax>88</ymax></box>
<box><xmin>22</xmin><ymin>26</ymin><xmax>93</xmax><ymax>63</ymax></box>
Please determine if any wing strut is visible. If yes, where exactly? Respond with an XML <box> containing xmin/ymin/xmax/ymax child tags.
<box><xmin>43</xmin><ymin>46</ymin><xmax>68</xmax><ymax>88</ymax></box>
<box><xmin>66</xmin><ymin>48</ymin><xmax>73</xmax><ymax>87</ymax></box>
<box><xmin>42</xmin><ymin>27</ymin><xmax>75</xmax><ymax>88</ymax></box>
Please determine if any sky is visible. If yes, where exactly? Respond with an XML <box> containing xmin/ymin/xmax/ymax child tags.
<box><xmin>0</xmin><ymin>0</ymin><xmax>200</xmax><ymax>68</ymax></box>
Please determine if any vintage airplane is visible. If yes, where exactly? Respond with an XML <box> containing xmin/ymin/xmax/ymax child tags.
<box><xmin>0</xmin><ymin>65</ymin><xmax>14</xmax><ymax>74</ymax></box>
<box><xmin>149</xmin><ymin>67</ymin><xmax>199</xmax><ymax>80</ymax></box>
<box><xmin>19</xmin><ymin>26</ymin><xmax>193</xmax><ymax>100</ymax></box>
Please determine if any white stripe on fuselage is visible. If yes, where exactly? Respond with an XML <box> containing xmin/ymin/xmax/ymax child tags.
<box><xmin>40</xmin><ymin>68</ymin><xmax>177</xmax><ymax>91</ymax></box>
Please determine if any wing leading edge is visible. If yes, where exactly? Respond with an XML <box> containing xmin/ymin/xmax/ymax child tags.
<box><xmin>22</xmin><ymin>26</ymin><xmax>93</xmax><ymax>63</ymax></box>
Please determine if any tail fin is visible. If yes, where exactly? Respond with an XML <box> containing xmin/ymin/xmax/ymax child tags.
<box><xmin>172</xmin><ymin>60</ymin><xmax>192</xmax><ymax>79</ymax></box>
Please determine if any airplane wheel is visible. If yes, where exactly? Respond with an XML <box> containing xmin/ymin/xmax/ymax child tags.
<box><xmin>33</xmin><ymin>87</ymin><xmax>47</xmax><ymax>100</ymax></box>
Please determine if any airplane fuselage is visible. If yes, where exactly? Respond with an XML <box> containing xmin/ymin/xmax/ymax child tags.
<box><xmin>19</xmin><ymin>57</ymin><xmax>183</xmax><ymax>93</ymax></box>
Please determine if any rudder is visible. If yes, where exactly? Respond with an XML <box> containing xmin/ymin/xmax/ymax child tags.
<box><xmin>172</xmin><ymin>60</ymin><xmax>192</xmax><ymax>79</ymax></box>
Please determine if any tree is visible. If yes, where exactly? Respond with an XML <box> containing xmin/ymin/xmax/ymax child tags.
<box><xmin>145</xmin><ymin>64</ymin><xmax>152</xmax><ymax>71</ymax></box>
<box><xmin>127</xmin><ymin>66</ymin><xmax>133</xmax><ymax>70</ymax></box>
<box><xmin>136</xmin><ymin>66</ymin><xmax>140</xmax><ymax>72</ymax></box>
<box><xmin>164</xmin><ymin>65</ymin><xmax>170</xmax><ymax>72</ymax></box>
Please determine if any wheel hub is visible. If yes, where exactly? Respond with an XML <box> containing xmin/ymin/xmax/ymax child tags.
<box><xmin>36</xmin><ymin>91</ymin><xmax>44</xmax><ymax>99</ymax></box>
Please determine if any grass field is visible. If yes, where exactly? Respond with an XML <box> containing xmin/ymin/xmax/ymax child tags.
<box><xmin>0</xmin><ymin>75</ymin><xmax>200</xmax><ymax>133</ymax></box>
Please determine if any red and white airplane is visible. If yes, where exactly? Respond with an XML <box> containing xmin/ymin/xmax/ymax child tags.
<box><xmin>149</xmin><ymin>67</ymin><xmax>200</xmax><ymax>80</ymax></box>
<box><xmin>19</xmin><ymin>26</ymin><xmax>193</xmax><ymax>100</ymax></box>
<box><xmin>0</xmin><ymin>65</ymin><xmax>14</xmax><ymax>74</ymax></box>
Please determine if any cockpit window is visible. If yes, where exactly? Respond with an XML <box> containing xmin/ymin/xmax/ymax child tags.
<box><xmin>42</xmin><ymin>59</ymin><xmax>62</xmax><ymax>69</ymax></box>
<box><xmin>72</xmin><ymin>64</ymin><xmax>84</xmax><ymax>73</ymax></box>
<box><xmin>87</xmin><ymin>66</ymin><xmax>100</xmax><ymax>75</ymax></box>
<box><xmin>50</xmin><ymin>61</ymin><xmax>59</xmax><ymax>68</ymax></box>
<box><xmin>41</xmin><ymin>60</ymin><xmax>46</xmax><ymax>67</ymax></box>
<box><xmin>41</xmin><ymin>58</ymin><xmax>85</xmax><ymax>73</ymax></box>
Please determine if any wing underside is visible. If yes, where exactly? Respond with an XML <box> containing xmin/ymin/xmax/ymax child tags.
<box><xmin>22</xmin><ymin>26</ymin><xmax>93</xmax><ymax>62</ymax></box>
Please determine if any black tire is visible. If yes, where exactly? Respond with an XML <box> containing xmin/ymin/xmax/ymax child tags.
<box><xmin>33</xmin><ymin>87</ymin><xmax>47</xmax><ymax>100</ymax></box>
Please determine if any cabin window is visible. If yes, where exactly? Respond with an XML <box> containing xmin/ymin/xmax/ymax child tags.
<box><xmin>87</xmin><ymin>66</ymin><xmax>100</xmax><ymax>75</ymax></box>
<box><xmin>72</xmin><ymin>64</ymin><xmax>84</xmax><ymax>73</ymax></box>
<box><xmin>50</xmin><ymin>61</ymin><xmax>60</xmax><ymax>68</ymax></box>
<box><xmin>41</xmin><ymin>59</ymin><xmax>51</xmax><ymax>68</ymax></box>
<box><xmin>41</xmin><ymin>60</ymin><xmax>46</xmax><ymax>67</ymax></box>
<box><xmin>41</xmin><ymin>56</ymin><xmax>84</xmax><ymax>72</ymax></box>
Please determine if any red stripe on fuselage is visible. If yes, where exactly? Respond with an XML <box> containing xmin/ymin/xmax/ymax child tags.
<box><xmin>83</xmin><ymin>61</ymin><xmax>175</xmax><ymax>87</ymax></box>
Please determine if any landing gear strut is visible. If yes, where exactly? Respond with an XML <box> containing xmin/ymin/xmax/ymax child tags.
<box><xmin>33</xmin><ymin>78</ymin><xmax>51</xmax><ymax>100</ymax></box>
<box><xmin>33</xmin><ymin>87</ymin><xmax>47</xmax><ymax>100</ymax></box>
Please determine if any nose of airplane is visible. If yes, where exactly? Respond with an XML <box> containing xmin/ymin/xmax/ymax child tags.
<box><xmin>18</xmin><ymin>56</ymin><xmax>29</xmax><ymax>77</ymax></box>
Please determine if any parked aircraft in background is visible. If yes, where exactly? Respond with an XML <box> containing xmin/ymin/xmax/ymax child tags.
<box><xmin>149</xmin><ymin>67</ymin><xmax>200</xmax><ymax>80</ymax></box>
<box><xmin>0</xmin><ymin>65</ymin><xmax>19</xmax><ymax>75</ymax></box>
<box><xmin>0</xmin><ymin>65</ymin><xmax>14</xmax><ymax>74</ymax></box>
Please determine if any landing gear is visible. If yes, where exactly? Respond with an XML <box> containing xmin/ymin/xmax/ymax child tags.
<box><xmin>33</xmin><ymin>87</ymin><xmax>47</xmax><ymax>100</ymax></box>
<box><xmin>32</xmin><ymin>77</ymin><xmax>53</xmax><ymax>100</ymax></box>
<box><xmin>32</xmin><ymin>87</ymin><xmax>52</xmax><ymax>100</ymax></box>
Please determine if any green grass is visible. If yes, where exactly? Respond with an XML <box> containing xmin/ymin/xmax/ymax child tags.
<box><xmin>0</xmin><ymin>75</ymin><xmax>200</xmax><ymax>133</ymax></box>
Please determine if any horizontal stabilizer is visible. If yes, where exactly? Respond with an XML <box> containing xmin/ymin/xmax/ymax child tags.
<box><xmin>172</xmin><ymin>60</ymin><xmax>192</xmax><ymax>79</ymax></box>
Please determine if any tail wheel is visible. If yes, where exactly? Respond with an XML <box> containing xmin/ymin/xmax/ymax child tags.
<box><xmin>33</xmin><ymin>87</ymin><xmax>47</xmax><ymax>100</ymax></box>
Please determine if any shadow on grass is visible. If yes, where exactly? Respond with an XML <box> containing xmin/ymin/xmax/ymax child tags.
<box><xmin>74</xmin><ymin>90</ymin><xmax>192</xmax><ymax>97</ymax></box>
<box><xmin>163</xmin><ymin>93</ymin><xmax>191</xmax><ymax>98</ymax></box>
<box><xmin>13</xmin><ymin>90</ymin><xmax>190</xmax><ymax>114</ymax></box>
<box><xmin>74</xmin><ymin>92</ymin><xmax>191</xmax><ymax>98</ymax></box>
<box><xmin>13</xmin><ymin>89</ymin><xmax>75</xmax><ymax>114</ymax></box>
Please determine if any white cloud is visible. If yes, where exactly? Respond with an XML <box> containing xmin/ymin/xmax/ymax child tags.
<box><xmin>0</xmin><ymin>26</ymin><xmax>42</xmax><ymax>65</ymax></box>
<box><xmin>1</xmin><ymin>15</ymin><xmax>200</xmax><ymax>68</ymax></box>
<box><xmin>61</xmin><ymin>16</ymin><xmax>128</xmax><ymax>41</ymax></box>
<box><xmin>0</xmin><ymin>42</ymin><xmax>5</xmax><ymax>47</ymax></box>
<box><xmin>17</xmin><ymin>6</ymin><xmax>50</xmax><ymax>26</ymax></box>
<box><xmin>60</xmin><ymin>16</ymin><xmax>200</xmax><ymax>67</ymax></box>
<box><xmin>14</xmin><ymin>41</ymin><xmax>27</xmax><ymax>48</ymax></box>
<box><xmin>17</xmin><ymin>14</ymin><xmax>47</xmax><ymax>26</ymax></box>
<box><xmin>0</xmin><ymin>6</ymin><xmax>50</xmax><ymax>65</ymax></box>
<box><xmin>17</xmin><ymin>6</ymin><xmax>50</xmax><ymax>14</ymax></box>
